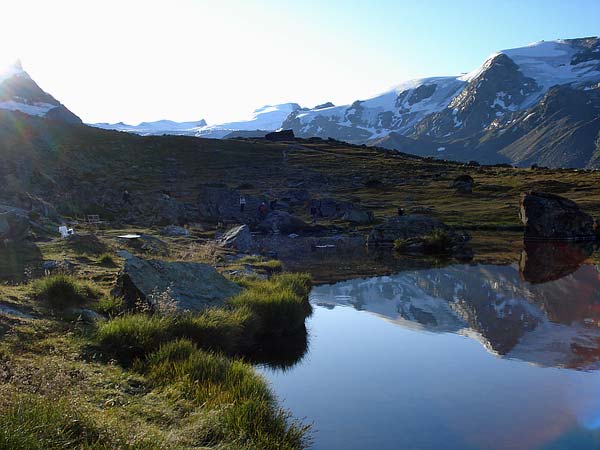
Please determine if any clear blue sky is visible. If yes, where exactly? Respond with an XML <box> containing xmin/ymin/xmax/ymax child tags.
<box><xmin>2</xmin><ymin>0</ymin><xmax>598</xmax><ymax>124</ymax></box>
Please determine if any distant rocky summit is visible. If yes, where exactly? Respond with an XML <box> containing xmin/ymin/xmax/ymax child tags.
<box><xmin>519</xmin><ymin>191</ymin><xmax>599</xmax><ymax>240</ymax></box>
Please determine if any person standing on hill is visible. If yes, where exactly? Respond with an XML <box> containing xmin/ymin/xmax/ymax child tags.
<box><xmin>122</xmin><ymin>190</ymin><xmax>132</xmax><ymax>206</ymax></box>
<box><xmin>258</xmin><ymin>201</ymin><xmax>268</xmax><ymax>219</ymax></box>
<box><xmin>239</xmin><ymin>195</ymin><xmax>246</xmax><ymax>213</ymax></box>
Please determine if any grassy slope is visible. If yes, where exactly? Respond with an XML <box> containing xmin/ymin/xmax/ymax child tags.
<box><xmin>0</xmin><ymin>229</ymin><xmax>312</xmax><ymax>449</ymax></box>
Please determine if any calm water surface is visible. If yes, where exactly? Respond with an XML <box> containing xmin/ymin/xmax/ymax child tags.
<box><xmin>259</xmin><ymin>247</ymin><xmax>600</xmax><ymax>450</ymax></box>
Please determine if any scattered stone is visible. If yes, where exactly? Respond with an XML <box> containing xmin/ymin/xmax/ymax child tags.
<box><xmin>115</xmin><ymin>255</ymin><xmax>242</xmax><ymax>312</ymax></box>
<box><xmin>217</xmin><ymin>224</ymin><xmax>254</xmax><ymax>252</ymax></box>
<box><xmin>519</xmin><ymin>191</ymin><xmax>598</xmax><ymax>240</ymax></box>
<box><xmin>451</xmin><ymin>174</ymin><xmax>474</xmax><ymax>194</ymax></box>
<box><xmin>160</xmin><ymin>225</ymin><xmax>189</xmax><ymax>237</ymax></box>
<box><xmin>66</xmin><ymin>308</ymin><xmax>106</xmax><ymax>323</ymax></box>
<box><xmin>258</xmin><ymin>211</ymin><xmax>308</xmax><ymax>234</ymax></box>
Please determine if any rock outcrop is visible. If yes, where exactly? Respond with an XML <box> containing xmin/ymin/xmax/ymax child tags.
<box><xmin>367</xmin><ymin>215</ymin><xmax>450</xmax><ymax>245</ymax></box>
<box><xmin>197</xmin><ymin>185</ymin><xmax>261</xmax><ymax>223</ymax></box>
<box><xmin>311</xmin><ymin>198</ymin><xmax>374</xmax><ymax>224</ymax></box>
<box><xmin>116</xmin><ymin>255</ymin><xmax>241</xmax><ymax>312</ymax></box>
<box><xmin>451</xmin><ymin>174</ymin><xmax>474</xmax><ymax>194</ymax></box>
<box><xmin>265</xmin><ymin>129</ymin><xmax>295</xmax><ymax>141</ymax></box>
<box><xmin>217</xmin><ymin>224</ymin><xmax>254</xmax><ymax>252</ymax></box>
<box><xmin>519</xmin><ymin>191</ymin><xmax>598</xmax><ymax>240</ymax></box>
<box><xmin>258</xmin><ymin>211</ymin><xmax>308</xmax><ymax>234</ymax></box>
<box><xmin>0</xmin><ymin>209</ymin><xmax>30</xmax><ymax>242</ymax></box>
<box><xmin>367</xmin><ymin>214</ymin><xmax>472</xmax><ymax>259</ymax></box>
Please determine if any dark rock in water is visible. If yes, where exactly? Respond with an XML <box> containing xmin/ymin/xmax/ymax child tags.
<box><xmin>217</xmin><ymin>224</ymin><xmax>254</xmax><ymax>252</ymax></box>
<box><xmin>265</xmin><ymin>129</ymin><xmax>295</xmax><ymax>141</ymax></box>
<box><xmin>368</xmin><ymin>214</ymin><xmax>471</xmax><ymax>257</ymax></box>
<box><xmin>451</xmin><ymin>174</ymin><xmax>474</xmax><ymax>194</ymax></box>
<box><xmin>367</xmin><ymin>214</ymin><xmax>449</xmax><ymax>245</ymax></box>
<box><xmin>519</xmin><ymin>241</ymin><xmax>594</xmax><ymax>283</ymax></box>
<box><xmin>519</xmin><ymin>191</ymin><xmax>598</xmax><ymax>240</ymax></box>
<box><xmin>116</xmin><ymin>254</ymin><xmax>241</xmax><ymax>312</ymax></box>
<box><xmin>0</xmin><ymin>208</ymin><xmax>30</xmax><ymax>242</ymax></box>
<box><xmin>160</xmin><ymin>225</ymin><xmax>189</xmax><ymax>237</ymax></box>
<box><xmin>258</xmin><ymin>211</ymin><xmax>308</xmax><ymax>234</ymax></box>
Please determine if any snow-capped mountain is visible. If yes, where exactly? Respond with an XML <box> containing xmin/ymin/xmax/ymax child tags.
<box><xmin>92</xmin><ymin>103</ymin><xmax>301</xmax><ymax>138</ymax></box>
<box><xmin>195</xmin><ymin>103</ymin><xmax>301</xmax><ymax>139</ymax></box>
<box><xmin>0</xmin><ymin>61</ymin><xmax>81</xmax><ymax>124</ymax></box>
<box><xmin>93</xmin><ymin>119</ymin><xmax>207</xmax><ymax>136</ymax></box>
<box><xmin>90</xmin><ymin>37</ymin><xmax>600</xmax><ymax>168</ymax></box>
<box><xmin>286</xmin><ymin>37</ymin><xmax>600</xmax><ymax>168</ymax></box>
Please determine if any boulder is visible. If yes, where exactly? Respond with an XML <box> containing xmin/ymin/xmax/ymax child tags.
<box><xmin>116</xmin><ymin>255</ymin><xmax>242</xmax><ymax>312</ymax></box>
<box><xmin>519</xmin><ymin>191</ymin><xmax>598</xmax><ymax>240</ymax></box>
<box><xmin>0</xmin><ymin>209</ymin><xmax>29</xmax><ymax>242</ymax></box>
<box><xmin>265</xmin><ymin>129</ymin><xmax>295</xmax><ymax>141</ymax></box>
<box><xmin>217</xmin><ymin>224</ymin><xmax>254</xmax><ymax>252</ymax></box>
<box><xmin>258</xmin><ymin>211</ymin><xmax>308</xmax><ymax>234</ymax></box>
<box><xmin>342</xmin><ymin>207</ymin><xmax>374</xmax><ymax>225</ymax></box>
<box><xmin>367</xmin><ymin>214</ymin><xmax>449</xmax><ymax>245</ymax></box>
<box><xmin>451</xmin><ymin>174</ymin><xmax>474</xmax><ymax>194</ymax></box>
<box><xmin>160</xmin><ymin>225</ymin><xmax>189</xmax><ymax>237</ymax></box>
<box><xmin>311</xmin><ymin>198</ymin><xmax>374</xmax><ymax>224</ymax></box>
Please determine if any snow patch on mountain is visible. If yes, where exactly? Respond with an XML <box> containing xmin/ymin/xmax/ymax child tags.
<box><xmin>196</xmin><ymin>103</ymin><xmax>301</xmax><ymax>138</ymax></box>
<box><xmin>0</xmin><ymin>100</ymin><xmax>57</xmax><ymax>117</ymax></box>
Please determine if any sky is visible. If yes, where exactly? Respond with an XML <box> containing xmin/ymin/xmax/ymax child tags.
<box><xmin>1</xmin><ymin>0</ymin><xmax>599</xmax><ymax>125</ymax></box>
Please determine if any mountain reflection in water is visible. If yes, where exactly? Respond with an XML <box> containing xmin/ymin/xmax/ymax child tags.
<box><xmin>311</xmin><ymin>243</ymin><xmax>600</xmax><ymax>370</ymax></box>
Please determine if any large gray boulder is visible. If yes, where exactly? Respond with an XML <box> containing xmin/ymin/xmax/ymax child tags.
<box><xmin>116</xmin><ymin>255</ymin><xmax>241</xmax><ymax>312</ymax></box>
<box><xmin>0</xmin><ymin>209</ymin><xmax>29</xmax><ymax>242</ymax></box>
<box><xmin>519</xmin><ymin>191</ymin><xmax>598</xmax><ymax>240</ymax></box>
<box><xmin>217</xmin><ymin>224</ymin><xmax>254</xmax><ymax>252</ymax></box>
<box><xmin>367</xmin><ymin>214</ymin><xmax>449</xmax><ymax>245</ymax></box>
<box><xmin>258</xmin><ymin>211</ymin><xmax>308</xmax><ymax>234</ymax></box>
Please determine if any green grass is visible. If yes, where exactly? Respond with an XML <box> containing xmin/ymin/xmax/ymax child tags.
<box><xmin>394</xmin><ymin>230</ymin><xmax>454</xmax><ymax>255</ymax></box>
<box><xmin>97</xmin><ymin>253</ymin><xmax>117</xmax><ymax>267</ymax></box>
<box><xmin>32</xmin><ymin>274</ymin><xmax>97</xmax><ymax>309</ymax></box>
<box><xmin>422</xmin><ymin>230</ymin><xmax>454</xmax><ymax>254</ymax></box>
<box><xmin>230</xmin><ymin>274</ymin><xmax>312</xmax><ymax>336</ymax></box>
<box><xmin>237</xmin><ymin>256</ymin><xmax>284</xmax><ymax>273</ymax></box>
<box><xmin>97</xmin><ymin>273</ymin><xmax>312</xmax><ymax>363</ymax></box>
<box><xmin>0</xmin><ymin>394</ymin><xmax>163</xmax><ymax>450</ymax></box>
<box><xmin>141</xmin><ymin>340</ymin><xmax>310</xmax><ymax>449</ymax></box>
<box><xmin>96</xmin><ymin>294</ymin><xmax>125</xmax><ymax>318</ymax></box>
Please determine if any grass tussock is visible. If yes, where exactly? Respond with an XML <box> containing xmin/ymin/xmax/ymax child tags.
<box><xmin>231</xmin><ymin>273</ymin><xmax>312</xmax><ymax>335</ymax></box>
<box><xmin>96</xmin><ymin>273</ymin><xmax>312</xmax><ymax>363</ymax></box>
<box><xmin>0</xmin><ymin>394</ymin><xmax>162</xmax><ymax>450</ymax></box>
<box><xmin>238</xmin><ymin>255</ymin><xmax>283</xmax><ymax>273</ymax></box>
<box><xmin>97</xmin><ymin>294</ymin><xmax>125</xmax><ymax>318</ymax></box>
<box><xmin>422</xmin><ymin>230</ymin><xmax>454</xmax><ymax>254</ymax></box>
<box><xmin>140</xmin><ymin>339</ymin><xmax>310</xmax><ymax>449</ymax></box>
<box><xmin>97</xmin><ymin>253</ymin><xmax>117</xmax><ymax>267</ymax></box>
<box><xmin>32</xmin><ymin>274</ymin><xmax>97</xmax><ymax>309</ymax></box>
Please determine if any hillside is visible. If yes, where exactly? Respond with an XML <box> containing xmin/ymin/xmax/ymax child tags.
<box><xmin>4</xmin><ymin>111</ymin><xmax>600</xmax><ymax>236</ymax></box>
